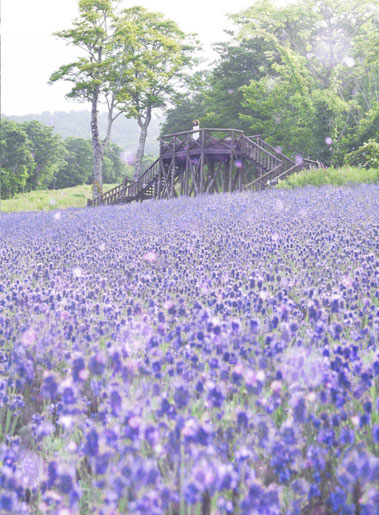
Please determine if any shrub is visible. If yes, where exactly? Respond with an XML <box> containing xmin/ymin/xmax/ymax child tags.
<box><xmin>276</xmin><ymin>166</ymin><xmax>379</xmax><ymax>189</ymax></box>
<box><xmin>344</xmin><ymin>139</ymin><xmax>379</xmax><ymax>169</ymax></box>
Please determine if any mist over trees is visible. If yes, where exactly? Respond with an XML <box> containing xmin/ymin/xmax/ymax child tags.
<box><xmin>162</xmin><ymin>0</ymin><xmax>379</xmax><ymax>167</ymax></box>
<box><xmin>5</xmin><ymin>111</ymin><xmax>161</xmax><ymax>155</ymax></box>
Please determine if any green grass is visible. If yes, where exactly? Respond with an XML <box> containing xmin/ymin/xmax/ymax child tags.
<box><xmin>0</xmin><ymin>184</ymin><xmax>118</xmax><ymax>213</ymax></box>
<box><xmin>276</xmin><ymin>166</ymin><xmax>379</xmax><ymax>189</ymax></box>
<box><xmin>2</xmin><ymin>167</ymin><xmax>378</xmax><ymax>213</ymax></box>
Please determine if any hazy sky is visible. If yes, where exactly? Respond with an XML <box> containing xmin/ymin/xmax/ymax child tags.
<box><xmin>2</xmin><ymin>0</ymin><xmax>257</xmax><ymax>115</ymax></box>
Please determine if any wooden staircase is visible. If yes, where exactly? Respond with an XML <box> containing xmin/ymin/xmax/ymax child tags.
<box><xmin>244</xmin><ymin>135</ymin><xmax>320</xmax><ymax>191</ymax></box>
<box><xmin>88</xmin><ymin>131</ymin><xmax>320</xmax><ymax>207</ymax></box>
<box><xmin>88</xmin><ymin>159</ymin><xmax>161</xmax><ymax>207</ymax></box>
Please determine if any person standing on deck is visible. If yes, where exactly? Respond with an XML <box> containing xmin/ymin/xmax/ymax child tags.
<box><xmin>192</xmin><ymin>120</ymin><xmax>200</xmax><ymax>141</ymax></box>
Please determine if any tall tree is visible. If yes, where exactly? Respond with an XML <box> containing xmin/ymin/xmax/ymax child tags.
<box><xmin>55</xmin><ymin>137</ymin><xmax>127</xmax><ymax>188</ymax></box>
<box><xmin>113</xmin><ymin>7</ymin><xmax>198</xmax><ymax>179</ymax></box>
<box><xmin>230</xmin><ymin>0</ymin><xmax>378</xmax><ymax>163</ymax></box>
<box><xmin>49</xmin><ymin>0</ymin><xmax>124</xmax><ymax>200</ymax></box>
<box><xmin>0</xmin><ymin>120</ymin><xmax>35</xmax><ymax>200</ymax></box>
<box><xmin>22</xmin><ymin>121</ymin><xmax>66</xmax><ymax>191</ymax></box>
<box><xmin>55</xmin><ymin>137</ymin><xmax>93</xmax><ymax>189</ymax></box>
<box><xmin>102</xmin><ymin>142</ymin><xmax>128</xmax><ymax>183</ymax></box>
<box><xmin>201</xmin><ymin>37</ymin><xmax>275</xmax><ymax>132</ymax></box>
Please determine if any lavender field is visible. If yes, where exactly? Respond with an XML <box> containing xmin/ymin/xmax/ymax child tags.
<box><xmin>0</xmin><ymin>185</ymin><xmax>378</xmax><ymax>515</ymax></box>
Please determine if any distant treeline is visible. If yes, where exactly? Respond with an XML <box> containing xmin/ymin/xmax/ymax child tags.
<box><xmin>4</xmin><ymin>111</ymin><xmax>161</xmax><ymax>155</ymax></box>
<box><xmin>1</xmin><ymin>119</ymin><xmax>147</xmax><ymax>199</ymax></box>
<box><xmin>162</xmin><ymin>0</ymin><xmax>379</xmax><ymax>168</ymax></box>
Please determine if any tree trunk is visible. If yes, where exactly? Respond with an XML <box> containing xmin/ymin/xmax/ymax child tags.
<box><xmin>91</xmin><ymin>89</ymin><xmax>118</xmax><ymax>201</ymax></box>
<box><xmin>91</xmin><ymin>88</ymin><xmax>103</xmax><ymax>201</ymax></box>
<box><xmin>134</xmin><ymin>110</ymin><xmax>151</xmax><ymax>180</ymax></box>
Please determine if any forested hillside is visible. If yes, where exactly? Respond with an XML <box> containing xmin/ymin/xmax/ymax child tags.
<box><xmin>4</xmin><ymin>111</ymin><xmax>161</xmax><ymax>155</ymax></box>
<box><xmin>0</xmin><ymin>119</ymin><xmax>134</xmax><ymax>199</ymax></box>
<box><xmin>1</xmin><ymin>112</ymin><xmax>162</xmax><ymax>199</ymax></box>
<box><xmin>162</xmin><ymin>0</ymin><xmax>379</xmax><ymax>168</ymax></box>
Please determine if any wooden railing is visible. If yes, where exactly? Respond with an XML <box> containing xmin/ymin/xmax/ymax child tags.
<box><xmin>271</xmin><ymin>158</ymin><xmax>320</xmax><ymax>187</ymax></box>
<box><xmin>239</xmin><ymin>134</ymin><xmax>282</xmax><ymax>172</ymax></box>
<box><xmin>245</xmin><ymin>157</ymin><xmax>321</xmax><ymax>192</ymax></box>
<box><xmin>88</xmin><ymin>158</ymin><xmax>160</xmax><ymax>207</ymax></box>
<box><xmin>249</xmin><ymin>136</ymin><xmax>322</xmax><ymax>171</ymax></box>
<box><xmin>245</xmin><ymin>164</ymin><xmax>285</xmax><ymax>191</ymax></box>
<box><xmin>161</xmin><ymin>128</ymin><xmax>244</xmax><ymax>142</ymax></box>
<box><xmin>87</xmin><ymin>182</ymin><xmax>131</xmax><ymax>207</ymax></box>
<box><xmin>302</xmin><ymin>158</ymin><xmax>321</xmax><ymax>170</ymax></box>
<box><xmin>160</xmin><ymin>128</ymin><xmax>245</xmax><ymax>157</ymax></box>
<box><xmin>248</xmin><ymin>135</ymin><xmax>295</xmax><ymax>172</ymax></box>
<box><xmin>134</xmin><ymin>158</ymin><xmax>161</xmax><ymax>198</ymax></box>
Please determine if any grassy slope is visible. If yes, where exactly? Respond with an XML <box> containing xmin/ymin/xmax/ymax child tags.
<box><xmin>0</xmin><ymin>184</ymin><xmax>118</xmax><ymax>213</ymax></box>
<box><xmin>276</xmin><ymin>166</ymin><xmax>379</xmax><ymax>189</ymax></box>
<box><xmin>1</xmin><ymin>167</ymin><xmax>378</xmax><ymax>213</ymax></box>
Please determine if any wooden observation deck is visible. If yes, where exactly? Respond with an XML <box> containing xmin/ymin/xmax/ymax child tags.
<box><xmin>88</xmin><ymin>129</ymin><xmax>320</xmax><ymax>207</ymax></box>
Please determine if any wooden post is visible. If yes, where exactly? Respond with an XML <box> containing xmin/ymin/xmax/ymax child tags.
<box><xmin>229</xmin><ymin>131</ymin><xmax>234</xmax><ymax>192</ymax></box>
<box><xmin>222</xmin><ymin>161</ymin><xmax>227</xmax><ymax>193</ymax></box>
<box><xmin>184</xmin><ymin>133</ymin><xmax>190</xmax><ymax>196</ymax></box>
<box><xmin>199</xmin><ymin>129</ymin><xmax>205</xmax><ymax>194</ymax></box>
<box><xmin>158</xmin><ymin>138</ymin><xmax>163</xmax><ymax>199</ymax></box>
<box><xmin>157</xmin><ymin>160</ymin><xmax>162</xmax><ymax>199</ymax></box>
<box><xmin>171</xmin><ymin>135</ymin><xmax>176</xmax><ymax>198</ymax></box>
<box><xmin>207</xmin><ymin>160</ymin><xmax>214</xmax><ymax>193</ymax></box>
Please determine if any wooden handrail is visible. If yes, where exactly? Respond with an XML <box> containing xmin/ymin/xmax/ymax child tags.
<box><xmin>161</xmin><ymin>128</ymin><xmax>245</xmax><ymax>139</ymax></box>
<box><xmin>271</xmin><ymin>163</ymin><xmax>301</xmax><ymax>184</ymax></box>
<box><xmin>245</xmin><ymin>163</ymin><xmax>283</xmax><ymax>190</ymax></box>
<box><xmin>239</xmin><ymin>134</ymin><xmax>282</xmax><ymax>167</ymax></box>
<box><xmin>251</xmin><ymin>137</ymin><xmax>296</xmax><ymax>168</ymax></box>
<box><xmin>303</xmin><ymin>158</ymin><xmax>320</xmax><ymax>169</ymax></box>
<box><xmin>88</xmin><ymin>158</ymin><xmax>160</xmax><ymax>206</ymax></box>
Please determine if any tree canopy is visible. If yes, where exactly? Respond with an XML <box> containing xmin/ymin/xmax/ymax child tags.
<box><xmin>49</xmin><ymin>0</ymin><xmax>197</xmax><ymax>194</ymax></box>
<box><xmin>162</xmin><ymin>0</ymin><xmax>379</xmax><ymax>166</ymax></box>
<box><xmin>0</xmin><ymin>119</ymin><xmax>128</xmax><ymax>199</ymax></box>
<box><xmin>112</xmin><ymin>7</ymin><xmax>198</xmax><ymax>178</ymax></box>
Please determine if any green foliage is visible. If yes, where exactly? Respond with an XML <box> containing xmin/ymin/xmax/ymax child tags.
<box><xmin>0</xmin><ymin>119</ymin><xmax>67</xmax><ymax>197</ymax></box>
<box><xmin>1</xmin><ymin>118</ymin><xmax>130</xmax><ymax>197</ymax></box>
<box><xmin>1</xmin><ymin>119</ymin><xmax>35</xmax><ymax>199</ymax></box>
<box><xmin>240</xmin><ymin>43</ymin><xmax>322</xmax><ymax>158</ymax></box>
<box><xmin>4</xmin><ymin>112</ymin><xmax>161</xmax><ymax>155</ymax></box>
<box><xmin>276</xmin><ymin>166</ymin><xmax>379</xmax><ymax>189</ymax></box>
<box><xmin>201</xmin><ymin>37</ymin><xmax>272</xmax><ymax>132</ymax></box>
<box><xmin>49</xmin><ymin>0</ymin><xmax>131</xmax><ymax>199</ymax></box>
<box><xmin>114</xmin><ymin>7</ymin><xmax>194</xmax><ymax>116</ymax></box>
<box><xmin>345</xmin><ymin>139</ymin><xmax>379</xmax><ymax>168</ymax></box>
<box><xmin>49</xmin><ymin>0</ymin><xmax>116</xmax><ymax>104</ymax></box>
<box><xmin>237</xmin><ymin>0</ymin><xmax>379</xmax><ymax>165</ymax></box>
<box><xmin>56</xmin><ymin>138</ymin><xmax>129</xmax><ymax>188</ymax></box>
<box><xmin>112</xmin><ymin>6</ymin><xmax>199</xmax><ymax>177</ymax></box>
<box><xmin>161</xmin><ymin>0</ymin><xmax>378</xmax><ymax>167</ymax></box>
<box><xmin>21</xmin><ymin>120</ymin><xmax>67</xmax><ymax>190</ymax></box>
<box><xmin>102</xmin><ymin>142</ymin><xmax>129</xmax><ymax>183</ymax></box>
<box><xmin>55</xmin><ymin>137</ymin><xmax>93</xmax><ymax>188</ymax></box>
<box><xmin>49</xmin><ymin>0</ymin><xmax>196</xmax><ymax>192</ymax></box>
<box><xmin>160</xmin><ymin>72</ymin><xmax>207</xmax><ymax>135</ymax></box>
